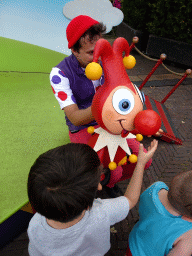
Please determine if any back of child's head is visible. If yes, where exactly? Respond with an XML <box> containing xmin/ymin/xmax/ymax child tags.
<box><xmin>168</xmin><ymin>170</ymin><xmax>192</xmax><ymax>218</ymax></box>
<box><xmin>27</xmin><ymin>143</ymin><xmax>101</xmax><ymax>223</ymax></box>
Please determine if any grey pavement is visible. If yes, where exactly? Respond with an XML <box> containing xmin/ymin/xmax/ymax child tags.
<box><xmin>1</xmin><ymin>37</ymin><xmax>192</xmax><ymax>256</ymax></box>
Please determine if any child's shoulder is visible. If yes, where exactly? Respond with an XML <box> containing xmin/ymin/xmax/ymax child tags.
<box><xmin>93</xmin><ymin>197</ymin><xmax>128</xmax><ymax>208</ymax></box>
<box><xmin>91</xmin><ymin>197</ymin><xmax>129</xmax><ymax>225</ymax></box>
<box><xmin>27</xmin><ymin>213</ymin><xmax>45</xmax><ymax>238</ymax></box>
<box><xmin>92</xmin><ymin>197</ymin><xmax>129</xmax><ymax>216</ymax></box>
<box><xmin>28</xmin><ymin>212</ymin><xmax>42</xmax><ymax>228</ymax></box>
<box><xmin>149</xmin><ymin>181</ymin><xmax>168</xmax><ymax>190</ymax></box>
<box><xmin>142</xmin><ymin>181</ymin><xmax>168</xmax><ymax>197</ymax></box>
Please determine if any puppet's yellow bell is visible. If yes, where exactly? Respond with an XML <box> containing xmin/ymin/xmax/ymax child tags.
<box><xmin>108</xmin><ymin>162</ymin><xmax>117</xmax><ymax>171</ymax></box>
<box><xmin>136</xmin><ymin>134</ymin><xmax>143</xmax><ymax>142</ymax></box>
<box><xmin>129</xmin><ymin>154</ymin><xmax>138</xmax><ymax>163</ymax></box>
<box><xmin>123</xmin><ymin>55</ymin><xmax>136</xmax><ymax>69</ymax></box>
<box><xmin>85</xmin><ymin>62</ymin><xmax>102</xmax><ymax>80</ymax></box>
<box><xmin>118</xmin><ymin>156</ymin><xmax>127</xmax><ymax>166</ymax></box>
<box><xmin>87</xmin><ymin>126</ymin><xmax>95</xmax><ymax>134</ymax></box>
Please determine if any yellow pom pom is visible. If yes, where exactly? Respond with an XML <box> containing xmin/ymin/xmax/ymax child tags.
<box><xmin>85</xmin><ymin>62</ymin><xmax>102</xmax><ymax>80</ymax></box>
<box><xmin>129</xmin><ymin>154</ymin><xmax>138</xmax><ymax>163</ymax></box>
<box><xmin>118</xmin><ymin>156</ymin><xmax>127</xmax><ymax>166</ymax></box>
<box><xmin>136</xmin><ymin>134</ymin><xmax>143</xmax><ymax>142</ymax></box>
<box><xmin>108</xmin><ymin>162</ymin><xmax>117</xmax><ymax>171</ymax></box>
<box><xmin>123</xmin><ymin>55</ymin><xmax>136</xmax><ymax>69</ymax></box>
<box><xmin>87</xmin><ymin>126</ymin><xmax>95</xmax><ymax>134</ymax></box>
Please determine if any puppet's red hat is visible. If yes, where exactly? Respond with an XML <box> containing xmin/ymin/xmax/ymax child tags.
<box><xmin>91</xmin><ymin>38</ymin><xmax>137</xmax><ymax>131</ymax></box>
<box><xmin>86</xmin><ymin>37</ymin><xmax>161</xmax><ymax>136</ymax></box>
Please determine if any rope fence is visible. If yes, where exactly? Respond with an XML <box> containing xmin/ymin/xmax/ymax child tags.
<box><xmin>134</xmin><ymin>46</ymin><xmax>186</xmax><ymax>77</ymax></box>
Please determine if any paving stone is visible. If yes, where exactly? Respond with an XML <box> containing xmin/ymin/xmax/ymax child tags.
<box><xmin>122</xmin><ymin>232</ymin><xmax>130</xmax><ymax>242</ymax></box>
<box><xmin>155</xmin><ymin>157</ymin><xmax>165</xmax><ymax>171</ymax></box>
<box><xmin>162</xmin><ymin>145</ymin><xmax>175</xmax><ymax>158</ymax></box>
<box><xmin>151</xmin><ymin>161</ymin><xmax>161</xmax><ymax>177</ymax></box>
<box><xmin>129</xmin><ymin>75</ymin><xmax>142</xmax><ymax>82</ymax></box>
<box><xmin>163</xmin><ymin>172</ymin><xmax>181</xmax><ymax>177</ymax></box>
<box><xmin>158</xmin><ymin>150</ymin><xmax>168</xmax><ymax>165</ymax></box>
<box><xmin>121</xmin><ymin>219</ymin><xmax>130</xmax><ymax>232</ymax></box>
<box><xmin>110</xmin><ymin>250</ymin><xmax>127</xmax><ymax>256</ymax></box>
<box><xmin>118</xmin><ymin>241</ymin><xmax>128</xmax><ymax>249</ymax></box>
<box><xmin>145</xmin><ymin>169</ymin><xmax>157</xmax><ymax>184</ymax></box>
<box><xmin>114</xmin><ymin>222</ymin><xmax>124</xmax><ymax>241</ymax></box>
<box><xmin>148</xmin><ymin>168</ymin><xmax>159</xmax><ymax>181</ymax></box>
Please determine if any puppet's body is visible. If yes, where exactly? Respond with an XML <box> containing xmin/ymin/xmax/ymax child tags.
<box><xmin>85</xmin><ymin>37</ymin><xmax>161</xmax><ymax>185</ymax></box>
<box><xmin>88</xmin><ymin>127</ymin><xmax>152</xmax><ymax>187</ymax></box>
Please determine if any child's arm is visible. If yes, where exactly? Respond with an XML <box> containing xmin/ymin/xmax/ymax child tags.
<box><xmin>166</xmin><ymin>232</ymin><xmax>192</xmax><ymax>256</ymax></box>
<box><xmin>124</xmin><ymin>139</ymin><xmax>158</xmax><ymax>210</ymax></box>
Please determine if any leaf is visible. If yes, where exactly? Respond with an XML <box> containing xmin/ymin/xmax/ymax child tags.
<box><xmin>110</xmin><ymin>226</ymin><xmax>118</xmax><ymax>233</ymax></box>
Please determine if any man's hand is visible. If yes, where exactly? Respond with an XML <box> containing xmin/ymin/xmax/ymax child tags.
<box><xmin>147</xmin><ymin>128</ymin><xmax>163</xmax><ymax>138</ymax></box>
<box><xmin>155</xmin><ymin>128</ymin><xmax>163</xmax><ymax>136</ymax></box>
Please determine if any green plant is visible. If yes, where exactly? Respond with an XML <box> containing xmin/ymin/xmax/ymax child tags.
<box><xmin>146</xmin><ymin>0</ymin><xmax>192</xmax><ymax>44</ymax></box>
<box><xmin>122</xmin><ymin>0</ymin><xmax>149</xmax><ymax>31</ymax></box>
<box><xmin>121</xmin><ymin>0</ymin><xmax>192</xmax><ymax>44</ymax></box>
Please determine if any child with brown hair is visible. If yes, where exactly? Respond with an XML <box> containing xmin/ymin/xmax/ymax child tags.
<box><xmin>27</xmin><ymin>140</ymin><xmax>158</xmax><ymax>256</ymax></box>
<box><xmin>128</xmin><ymin>170</ymin><xmax>192</xmax><ymax>256</ymax></box>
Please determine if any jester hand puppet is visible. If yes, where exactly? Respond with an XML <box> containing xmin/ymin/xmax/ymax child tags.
<box><xmin>85</xmin><ymin>37</ymin><xmax>161</xmax><ymax>171</ymax></box>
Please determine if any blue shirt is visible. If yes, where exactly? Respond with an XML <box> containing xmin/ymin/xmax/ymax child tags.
<box><xmin>129</xmin><ymin>181</ymin><xmax>192</xmax><ymax>256</ymax></box>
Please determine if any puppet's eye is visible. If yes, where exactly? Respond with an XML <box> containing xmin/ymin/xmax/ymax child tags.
<box><xmin>112</xmin><ymin>88</ymin><xmax>135</xmax><ymax>115</ymax></box>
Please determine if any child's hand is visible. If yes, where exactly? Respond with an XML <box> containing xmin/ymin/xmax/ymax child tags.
<box><xmin>137</xmin><ymin>139</ymin><xmax>158</xmax><ymax>166</ymax></box>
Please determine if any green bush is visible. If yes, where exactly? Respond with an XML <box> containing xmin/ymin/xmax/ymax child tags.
<box><xmin>122</xmin><ymin>0</ymin><xmax>149</xmax><ymax>31</ymax></box>
<box><xmin>122</xmin><ymin>0</ymin><xmax>192</xmax><ymax>44</ymax></box>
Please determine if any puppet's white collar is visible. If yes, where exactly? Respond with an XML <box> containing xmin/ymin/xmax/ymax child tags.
<box><xmin>93</xmin><ymin>127</ymin><xmax>136</xmax><ymax>162</ymax></box>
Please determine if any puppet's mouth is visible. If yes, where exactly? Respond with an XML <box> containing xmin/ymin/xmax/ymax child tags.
<box><xmin>119</xmin><ymin>120</ymin><xmax>130</xmax><ymax>138</ymax></box>
<box><xmin>121</xmin><ymin>129</ymin><xmax>129</xmax><ymax>138</ymax></box>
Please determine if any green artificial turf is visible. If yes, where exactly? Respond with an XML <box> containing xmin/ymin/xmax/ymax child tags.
<box><xmin>0</xmin><ymin>36</ymin><xmax>67</xmax><ymax>73</ymax></box>
<box><xmin>0</xmin><ymin>38</ymin><xmax>70</xmax><ymax>223</ymax></box>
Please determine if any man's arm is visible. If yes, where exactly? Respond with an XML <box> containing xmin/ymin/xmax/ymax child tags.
<box><xmin>124</xmin><ymin>140</ymin><xmax>158</xmax><ymax>210</ymax></box>
<box><xmin>64</xmin><ymin>104</ymin><xmax>95</xmax><ymax>126</ymax></box>
<box><xmin>50</xmin><ymin>67</ymin><xmax>95</xmax><ymax>126</ymax></box>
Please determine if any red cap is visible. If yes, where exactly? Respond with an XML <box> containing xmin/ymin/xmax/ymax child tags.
<box><xmin>66</xmin><ymin>15</ymin><xmax>99</xmax><ymax>49</ymax></box>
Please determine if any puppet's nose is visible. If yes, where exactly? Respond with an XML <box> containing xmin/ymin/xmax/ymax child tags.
<box><xmin>134</xmin><ymin>110</ymin><xmax>161</xmax><ymax>136</ymax></box>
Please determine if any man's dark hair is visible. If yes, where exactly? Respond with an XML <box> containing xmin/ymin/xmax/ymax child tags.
<box><xmin>168</xmin><ymin>170</ymin><xmax>192</xmax><ymax>218</ymax></box>
<box><xmin>72</xmin><ymin>22</ymin><xmax>106</xmax><ymax>52</ymax></box>
<box><xmin>27</xmin><ymin>143</ymin><xmax>101</xmax><ymax>223</ymax></box>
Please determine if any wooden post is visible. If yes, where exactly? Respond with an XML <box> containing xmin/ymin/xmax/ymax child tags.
<box><xmin>129</xmin><ymin>37</ymin><xmax>139</xmax><ymax>54</ymax></box>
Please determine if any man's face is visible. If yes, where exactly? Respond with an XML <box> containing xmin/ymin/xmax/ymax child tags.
<box><xmin>72</xmin><ymin>34</ymin><xmax>101</xmax><ymax>68</ymax></box>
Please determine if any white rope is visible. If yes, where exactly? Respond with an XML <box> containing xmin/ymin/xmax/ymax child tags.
<box><xmin>134</xmin><ymin>46</ymin><xmax>185</xmax><ymax>77</ymax></box>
